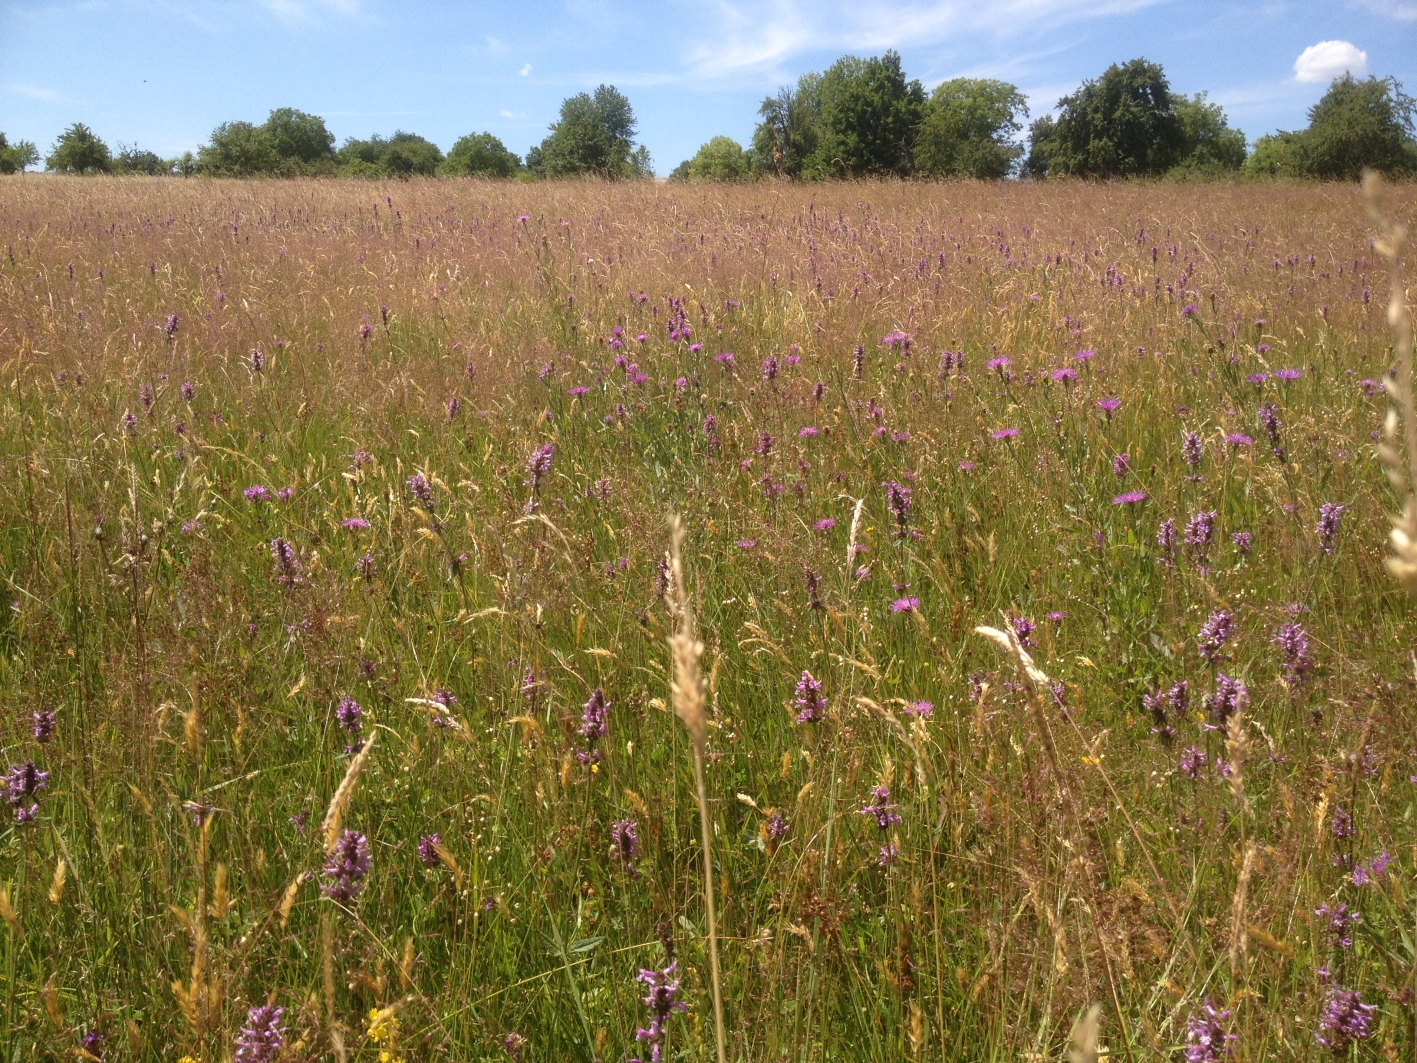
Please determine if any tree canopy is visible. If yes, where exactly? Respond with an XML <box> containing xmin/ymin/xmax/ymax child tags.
<box><xmin>338</xmin><ymin>132</ymin><xmax>444</xmax><ymax>178</ymax></box>
<box><xmin>0</xmin><ymin>133</ymin><xmax>39</xmax><ymax>174</ymax></box>
<box><xmin>807</xmin><ymin>51</ymin><xmax>924</xmax><ymax>177</ymax></box>
<box><xmin>531</xmin><ymin>85</ymin><xmax>649</xmax><ymax>178</ymax></box>
<box><xmin>914</xmin><ymin>78</ymin><xmax>1028</xmax><ymax>179</ymax></box>
<box><xmin>1247</xmin><ymin>75</ymin><xmax>1416</xmax><ymax>179</ymax></box>
<box><xmin>46</xmin><ymin>123</ymin><xmax>112</xmax><ymax>174</ymax></box>
<box><xmin>672</xmin><ymin>136</ymin><xmax>749</xmax><ymax>182</ymax></box>
<box><xmin>750</xmin><ymin>74</ymin><xmax>822</xmax><ymax>178</ymax></box>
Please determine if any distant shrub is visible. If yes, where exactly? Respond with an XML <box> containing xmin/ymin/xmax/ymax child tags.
<box><xmin>672</xmin><ymin>137</ymin><xmax>749</xmax><ymax>182</ymax></box>
<box><xmin>0</xmin><ymin>133</ymin><xmax>39</xmax><ymax>174</ymax></box>
<box><xmin>443</xmin><ymin>133</ymin><xmax>520</xmax><ymax>177</ymax></box>
<box><xmin>914</xmin><ymin>78</ymin><xmax>1028</xmax><ymax>179</ymax></box>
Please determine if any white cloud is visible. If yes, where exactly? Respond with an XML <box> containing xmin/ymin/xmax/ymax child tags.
<box><xmin>1293</xmin><ymin>40</ymin><xmax>1368</xmax><ymax>83</ymax></box>
<box><xmin>499</xmin><ymin>109</ymin><xmax>525</xmax><ymax>118</ymax></box>
<box><xmin>681</xmin><ymin>0</ymin><xmax>1169</xmax><ymax>81</ymax></box>
<box><xmin>519</xmin><ymin>63</ymin><xmax>532</xmax><ymax>76</ymax></box>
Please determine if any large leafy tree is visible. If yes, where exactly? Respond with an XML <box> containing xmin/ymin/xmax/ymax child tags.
<box><xmin>0</xmin><ymin>133</ymin><xmax>40</xmax><ymax>174</ymax></box>
<box><xmin>1028</xmin><ymin>58</ymin><xmax>1183</xmax><ymax>177</ymax></box>
<box><xmin>197</xmin><ymin>121</ymin><xmax>279</xmax><ymax>175</ymax></box>
<box><xmin>750</xmin><ymin>73</ymin><xmax>822</xmax><ymax>178</ymax></box>
<box><xmin>673</xmin><ymin>136</ymin><xmax>749</xmax><ymax>181</ymax></box>
<box><xmin>807</xmin><ymin>51</ymin><xmax>924</xmax><ymax>177</ymax></box>
<box><xmin>45</xmin><ymin>123</ymin><xmax>112</xmax><ymax>174</ymax></box>
<box><xmin>533</xmin><ymin>85</ymin><xmax>645</xmax><ymax>178</ymax></box>
<box><xmin>914</xmin><ymin>78</ymin><xmax>1027</xmax><ymax>179</ymax></box>
<box><xmin>1171</xmin><ymin>93</ymin><xmax>1247</xmax><ymax>174</ymax></box>
<box><xmin>261</xmin><ymin>107</ymin><xmax>336</xmax><ymax>170</ymax></box>
<box><xmin>1246</xmin><ymin>75</ymin><xmax>1416</xmax><ymax>179</ymax></box>
<box><xmin>114</xmin><ymin>144</ymin><xmax>170</xmax><ymax>175</ymax></box>
<box><xmin>443</xmin><ymin>132</ymin><xmax>520</xmax><ymax>177</ymax></box>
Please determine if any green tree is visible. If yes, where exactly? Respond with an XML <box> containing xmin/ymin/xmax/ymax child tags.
<box><xmin>197</xmin><ymin>121</ymin><xmax>279</xmax><ymax>175</ymax></box>
<box><xmin>534</xmin><ymin>85</ymin><xmax>643</xmax><ymax>178</ymax></box>
<box><xmin>1027</xmin><ymin>58</ymin><xmax>1183</xmax><ymax>177</ymax></box>
<box><xmin>1171</xmin><ymin>93</ymin><xmax>1247</xmax><ymax>174</ymax></box>
<box><xmin>45</xmin><ymin>123</ymin><xmax>112</xmax><ymax>174</ymax></box>
<box><xmin>750</xmin><ymin>74</ymin><xmax>822</xmax><ymax>177</ymax></box>
<box><xmin>914</xmin><ymin>78</ymin><xmax>1027</xmax><ymax>179</ymax></box>
<box><xmin>676</xmin><ymin>136</ymin><xmax>749</xmax><ymax>181</ymax></box>
<box><xmin>1243</xmin><ymin>131</ymin><xmax>1305</xmax><ymax>177</ymax></box>
<box><xmin>444</xmin><ymin>132</ymin><xmax>521</xmax><ymax>177</ymax></box>
<box><xmin>807</xmin><ymin>51</ymin><xmax>924</xmax><ymax>177</ymax></box>
<box><xmin>1299</xmin><ymin>74</ymin><xmax>1416</xmax><ymax>178</ymax></box>
<box><xmin>114</xmin><ymin>144</ymin><xmax>169</xmax><ymax>175</ymax></box>
<box><xmin>381</xmin><ymin>132</ymin><xmax>443</xmax><ymax>177</ymax></box>
<box><xmin>261</xmin><ymin>108</ymin><xmax>336</xmax><ymax>171</ymax></box>
<box><xmin>0</xmin><ymin>133</ymin><xmax>40</xmax><ymax>174</ymax></box>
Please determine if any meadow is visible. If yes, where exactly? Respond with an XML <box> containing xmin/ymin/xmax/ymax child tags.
<box><xmin>0</xmin><ymin>174</ymin><xmax>1414</xmax><ymax>1061</ymax></box>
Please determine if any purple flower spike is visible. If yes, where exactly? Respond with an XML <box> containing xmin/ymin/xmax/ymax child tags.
<box><xmin>794</xmin><ymin>671</ymin><xmax>827</xmax><ymax>724</ymax></box>
<box><xmin>858</xmin><ymin>786</ymin><xmax>902</xmax><ymax>831</ymax></box>
<box><xmin>1316</xmin><ymin>985</ymin><xmax>1375</xmax><ymax>1049</ymax></box>
<box><xmin>610</xmin><ymin>818</ymin><xmax>639</xmax><ymax>871</ymax></box>
<box><xmin>418</xmin><ymin>834</ymin><xmax>441</xmax><ymax>868</ymax></box>
<box><xmin>235</xmin><ymin>1004</ymin><xmax>285</xmax><ymax>1063</ymax></box>
<box><xmin>1316</xmin><ymin>502</ymin><xmax>1345</xmax><ymax>555</ymax></box>
<box><xmin>321</xmin><ymin>829</ymin><xmax>371</xmax><ymax>904</ymax></box>
<box><xmin>1184</xmin><ymin>1000</ymin><xmax>1236</xmax><ymax>1062</ymax></box>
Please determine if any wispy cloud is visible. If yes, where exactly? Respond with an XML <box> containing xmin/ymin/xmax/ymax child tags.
<box><xmin>8</xmin><ymin>83</ymin><xmax>61</xmax><ymax>102</ymax></box>
<box><xmin>498</xmin><ymin>108</ymin><xmax>525</xmax><ymax>118</ymax></box>
<box><xmin>1353</xmin><ymin>0</ymin><xmax>1417</xmax><ymax>19</ymax></box>
<box><xmin>519</xmin><ymin>63</ymin><xmax>532</xmax><ymax>76</ymax></box>
<box><xmin>258</xmin><ymin>0</ymin><xmax>363</xmax><ymax>25</ymax></box>
<box><xmin>681</xmin><ymin>0</ymin><xmax>1171</xmax><ymax>82</ymax></box>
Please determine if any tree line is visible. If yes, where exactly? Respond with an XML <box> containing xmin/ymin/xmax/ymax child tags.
<box><xmin>7</xmin><ymin>55</ymin><xmax>1414</xmax><ymax>181</ymax></box>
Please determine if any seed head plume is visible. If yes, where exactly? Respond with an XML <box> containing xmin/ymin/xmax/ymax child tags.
<box><xmin>322</xmin><ymin>733</ymin><xmax>376</xmax><ymax>853</ymax></box>
<box><xmin>666</xmin><ymin>514</ymin><xmax>726</xmax><ymax>1063</ymax></box>
<box><xmin>1364</xmin><ymin>173</ymin><xmax>1417</xmax><ymax>594</ymax></box>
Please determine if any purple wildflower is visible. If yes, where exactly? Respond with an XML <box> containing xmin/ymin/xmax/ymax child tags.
<box><xmin>1114</xmin><ymin>490</ymin><xmax>1148</xmax><ymax>505</ymax></box>
<box><xmin>1009</xmin><ymin>614</ymin><xmax>1036</xmax><ymax>650</ymax></box>
<box><xmin>798</xmin><ymin>425</ymin><xmax>819</xmax><ymax>438</ymax></box>
<box><xmin>1316</xmin><ymin>902</ymin><xmax>1361</xmax><ymax>948</ymax></box>
<box><xmin>1274</xmin><ymin>368</ymin><xmax>1301</xmax><ymax>381</ymax></box>
<box><xmin>446</xmin><ymin>395</ymin><xmax>461</xmax><ymax>419</ymax></box>
<box><xmin>341</xmin><ymin>517</ymin><xmax>371</xmax><ymax>530</ymax></box>
<box><xmin>180</xmin><ymin>380</ymin><xmax>196</xmax><ymax>401</ymax></box>
<box><xmin>814</xmin><ymin>518</ymin><xmax>836</xmax><ymax>531</ymax></box>
<box><xmin>1157</xmin><ymin>518</ymin><xmax>1178</xmax><ymax>565</ymax></box>
<box><xmin>767</xmin><ymin>810</ymin><xmax>788</xmax><ymax>839</ymax></box>
<box><xmin>1258</xmin><ymin>403</ymin><xmax>1284</xmax><ymax>459</ymax></box>
<box><xmin>762</xmin><ymin>355</ymin><xmax>779</xmax><ymax>381</ymax></box>
<box><xmin>890</xmin><ymin>596</ymin><xmax>920</xmax><ymax>613</ymax></box>
<box><xmin>1206</xmin><ymin>674</ymin><xmax>1246</xmax><ymax>729</ymax></box>
<box><xmin>803</xmin><ymin>565</ymin><xmax>823</xmax><ymax>610</ymax></box>
<box><xmin>32</xmin><ymin>710</ymin><xmax>55</xmax><ymax>743</ymax></box>
<box><xmin>576</xmin><ymin>688</ymin><xmax>610</xmax><ymax>764</ymax></box>
<box><xmin>1316</xmin><ymin>502</ymin><xmax>1345</xmax><ymax>555</ymax></box>
<box><xmin>610</xmin><ymin>818</ymin><xmax>639</xmax><ymax>870</ymax></box>
<box><xmin>1074</xmin><ymin>348</ymin><xmax>1096</xmax><ymax>361</ymax></box>
<box><xmin>418</xmin><ymin>834</ymin><xmax>441</xmax><ymax>868</ymax></box>
<box><xmin>1315</xmin><ymin>986</ymin><xmax>1375</xmax><ymax>1049</ymax></box>
<box><xmin>1185</xmin><ymin>510</ymin><xmax>1217</xmax><ymax>567</ymax></box>
<box><xmin>1179</xmin><ymin>746</ymin><xmax>1207</xmax><ymax>779</ymax></box>
<box><xmin>1331</xmin><ymin>806</ymin><xmax>1355</xmax><ymax>840</ymax></box>
<box><xmin>249</xmin><ymin>348</ymin><xmax>264</xmax><ymax>372</ymax></box>
<box><xmin>503</xmin><ymin>1032</ymin><xmax>528</xmax><ymax>1059</ymax></box>
<box><xmin>1232</xmin><ymin>530</ymin><xmax>1253</xmax><ymax>555</ymax></box>
<box><xmin>1225</xmin><ymin>432</ymin><xmax>1253</xmax><ymax>449</ymax></box>
<box><xmin>1184</xmin><ymin>1000</ymin><xmax>1235</xmax><ymax>1062</ymax></box>
<box><xmin>794</xmin><ymin>671</ymin><xmax>827</xmax><ymax>724</ymax></box>
<box><xmin>235</xmin><ymin>1004</ymin><xmax>285</xmax><ymax>1063</ymax></box>
<box><xmin>858</xmin><ymin>786</ymin><xmax>902</xmax><ymax>830</ymax></box>
<box><xmin>1274</xmin><ymin>622</ymin><xmax>1313</xmax><ymax>684</ymax></box>
<box><xmin>6</xmin><ymin>760</ymin><xmax>48</xmax><ymax>821</ymax></box>
<box><xmin>356</xmin><ymin>553</ymin><xmax>375</xmax><ymax>580</ymax></box>
<box><xmin>1112</xmin><ymin>453</ymin><xmax>1131</xmax><ymax>478</ymax></box>
<box><xmin>630</xmin><ymin>962</ymin><xmax>688</xmax><ymax>1063</ymax></box>
<box><xmin>321</xmin><ymin>829</ymin><xmax>371</xmax><ymax>903</ymax></box>
<box><xmin>336</xmin><ymin>696</ymin><xmax>363</xmax><ymax>753</ymax></box>
<box><xmin>269</xmin><ymin>537</ymin><xmax>300</xmax><ymax>585</ymax></box>
<box><xmin>1051</xmin><ymin>367</ymin><xmax>1077</xmax><ymax>382</ymax></box>
<box><xmin>878</xmin><ymin>842</ymin><xmax>900</xmax><ymax>867</ymax></box>
<box><xmin>904</xmin><ymin>700</ymin><xmax>934</xmax><ymax>719</ymax></box>
<box><xmin>1182</xmin><ymin>431</ymin><xmax>1204</xmax><ymax>470</ymax></box>
<box><xmin>883</xmin><ymin>480</ymin><xmax>912</xmax><ymax>536</ymax></box>
<box><xmin>162</xmin><ymin>314</ymin><xmax>181</xmax><ymax>339</ymax></box>
<box><xmin>991</xmin><ymin>427</ymin><xmax>1020</xmax><ymax>439</ymax></box>
<box><xmin>405</xmin><ymin>472</ymin><xmax>434</xmax><ymax>510</ymax></box>
<box><xmin>1097</xmin><ymin>397</ymin><xmax>1121</xmax><ymax>413</ymax></box>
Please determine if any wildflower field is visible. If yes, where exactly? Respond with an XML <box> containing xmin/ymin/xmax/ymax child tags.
<box><xmin>1</xmin><ymin>175</ymin><xmax>1416</xmax><ymax>1061</ymax></box>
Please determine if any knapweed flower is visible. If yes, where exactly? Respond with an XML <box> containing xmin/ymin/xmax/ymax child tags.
<box><xmin>991</xmin><ymin>427</ymin><xmax>1020</xmax><ymax>440</ymax></box>
<box><xmin>1225</xmin><ymin>432</ymin><xmax>1253</xmax><ymax>449</ymax></box>
<box><xmin>630</xmin><ymin>962</ymin><xmax>688</xmax><ymax>1063</ymax></box>
<box><xmin>341</xmin><ymin>517</ymin><xmax>370</xmax><ymax>530</ymax></box>
<box><xmin>904</xmin><ymin>700</ymin><xmax>934</xmax><ymax>719</ymax></box>
<box><xmin>32</xmin><ymin>710</ymin><xmax>55</xmax><ymax>743</ymax></box>
<box><xmin>1184</xmin><ymin>1000</ymin><xmax>1236</xmax><ymax>1062</ymax></box>
<box><xmin>180</xmin><ymin>379</ymin><xmax>196</xmax><ymax>401</ymax></box>
<box><xmin>987</xmin><ymin>355</ymin><xmax>1011</xmax><ymax>372</ymax></box>
<box><xmin>1181</xmin><ymin>302</ymin><xmax>1199</xmax><ymax>317</ymax></box>
<box><xmin>1316</xmin><ymin>502</ymin><xmax>1345</xmax><ymax>555</ymax></box>
<box><xmin>798</xmin><ymin>426</ymin><xmax>819</xmax><ymax>438</ymax></box>
<box><xmin>610</xmin><ymin>818</ymin><xmax>639</xmax><ymax>870</ymax></box>
<box><xmin>814</xmin><ymin>518</ymin><xmax>836</xmax><ymax>531</ymax></box>
<box><xmin>883</xmin><ymin>480</ymin><xmax>912</xmax><ymax>536</ymax></box>
<box><xmin>576</xmin><ymin>688</ymin><xmax>610</xmax><ymax>764</ymax></box>
<box><xmin>1074</xmin><ymin>348</ymin><xmax>1096</xmax><ymax>361</ymax></box>
<box><xmin>1274</xmin><ymin>368</ymin><xmax>1301</xmax><ymax>381</ymax></box>
<box><xmin>890</xmin><ymin>596</ymin><xmax>919</xmax><ymax>613</ymax></box>
<box><xmin>1097</xmin><ymin>397</ymin><xmax>1121</xmax><ymax>414</ymax></box>
<box><xmin>1247</xmin><ymin>372</ymin><xmax>1268</xmax><ymax>386</ymax></box>
<box><xmin>322</xmin><ymin>829</ymin><xmax>371</xmax><ymax>903</ymax></box>
<box><xmin>1274</xmin><ymin>622</ymin><xmax>1313</xmax><ymax>683</ymax></box>
<box><xmin>794</xmin><ymin>671</ymin><xmax>827</xmax><ymax>724</ymax></box>
<box><xmin>235</xmin><ymin>1004</ymin><xmax>285</xmax><ymax>1063</ymax></box>
<box><xmin>6</xmin><ymin>760</ymin><xmax>48</xmax><ymax>821</ymax></box>
<box><xmin>735</xmin><ymin>539</ymin><xmax>757</xmax><ymax>550</ymax></box>
<box><xmin>1113</xmin><ymin>490</ymin><xmax>1148</xmax><ymax>505</ymax></box>
<box><xmin>418</xmin><ymin>834</ymin><xmax>441</xmax><ymax>869</ymax></box>
<box><xmin>1315</xmin><ymin>985</ymin><xmax>1375</xmax><ymax>1049</ymax></box>
<box><xmin>336</xmin><ymin>696</ymin><xmax>363</xmax><ymax>753</ymax></box>
<box><xmin>1050</xmin><ymin>367</ymin><xmax>1077</xmax><ymax>382</ymax></box>
<box><xmin>858</xmin><ymin>786</ymin><xmax>902</xmax><ymax>830</ymax></box>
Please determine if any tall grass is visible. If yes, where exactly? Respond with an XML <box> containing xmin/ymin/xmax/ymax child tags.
<box><xmin>0</xmin><ymin>174</ymin><xmax>1413</xmax><ymax>1059</ymax></box>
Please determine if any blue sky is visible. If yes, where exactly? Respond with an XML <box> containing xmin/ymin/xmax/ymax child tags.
<box><xmin>2</xmin><ymin>0</ymin><xmax>1415</xmax><ymax>173</ymax></box>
